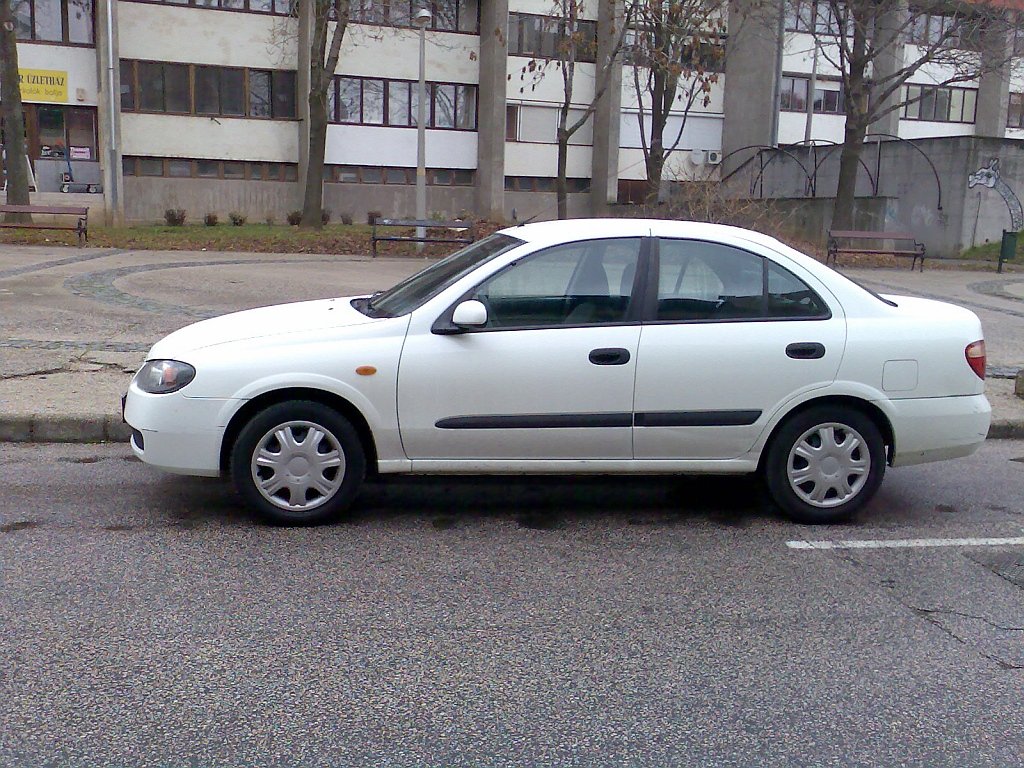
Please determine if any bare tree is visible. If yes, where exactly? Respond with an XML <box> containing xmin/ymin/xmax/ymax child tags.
<box><xmin>515</xmin><ymin>0</ymin><xmax>632</xmax><ymax>219</ymax></box>
<box><xmin>798</xmin><ymin>0</ymin><xmax>1021</xmax><ymax>229</ymax></box>
<box><xmin>627</xmin><ymin>0</ymin><xmax>727</xmax><ymax>201</ymax></box>
<box><xmin>299</xmin><ymin>0</ymin><xmax>351</xmax><ymax>229</ymax></box>
<box><xmin>0</xmin><ymin>0</ymin><xmax>32</xmax><ymax>220</ymax></box>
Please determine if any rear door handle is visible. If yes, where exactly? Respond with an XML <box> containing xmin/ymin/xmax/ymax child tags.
<box><xmin>786</xmin><ymin>342</ymin><xmax>826</xmax><ymax>360</ymax></box>
<box><xmin>589</xmin><ymin>347</ymin><xmax>631</xmax><ymax>366</ymax></box>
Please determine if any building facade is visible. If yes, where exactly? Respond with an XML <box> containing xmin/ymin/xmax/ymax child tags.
<box><xmin>2</xmin><ymin>0</ymin><xmax>1022</xmax><ymax>225</ymax></box>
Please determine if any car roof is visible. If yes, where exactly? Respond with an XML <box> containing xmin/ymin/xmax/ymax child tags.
<box><xmin>498</xmin><ymin>218</ymin><xmax>790</xmax><ymax>251</ymax></box>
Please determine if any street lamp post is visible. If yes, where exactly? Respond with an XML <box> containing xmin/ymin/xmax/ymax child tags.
<box><xmin>413</xmin><ymin>7</ymin><xmax>431</xmax><ymax>252</ymax></box>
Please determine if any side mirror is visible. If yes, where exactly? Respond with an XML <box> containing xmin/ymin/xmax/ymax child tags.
<box><xmin>451</xmin><ymin>299</ymin><xmax>488</xmax><ymax>327</ymax></box>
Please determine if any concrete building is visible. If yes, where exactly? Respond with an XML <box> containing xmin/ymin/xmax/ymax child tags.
<box><xmin>2</xmin><ymin>0</ymin><xmax>1023</xmax><ymax>236</ymax></box>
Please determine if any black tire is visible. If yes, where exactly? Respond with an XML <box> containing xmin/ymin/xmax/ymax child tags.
<box><xmin>764</xmin><ymin>406</ymin><xmax>886</xmax><ymax>524</ymax></box>
<box><xmin>230</xmin><ymin>400</ymin><xmax>365</xmax><ymax>526</ymax></box>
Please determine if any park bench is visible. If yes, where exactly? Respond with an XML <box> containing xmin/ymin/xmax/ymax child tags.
<box><xmin>827</xmin><ymin>229</ymin><xmax>926</xmax><ymax>271</ymax></box>
<box><xmin>0</xmin><ymin>204</ymin><xmax>89</xmax><ymax>245</ymax></box>
<box><xmin>371</xmin><ymin>218</ymin><xmax>473</xmax><ymax>257</ymax></box>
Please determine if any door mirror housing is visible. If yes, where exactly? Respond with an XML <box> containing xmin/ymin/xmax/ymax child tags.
<box><xmin>451</xmin><ymin>300</ymin><xmax>488</xmax><ymax>327</ymax></box>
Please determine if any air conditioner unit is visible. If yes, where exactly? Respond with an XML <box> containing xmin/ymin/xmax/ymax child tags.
<box><xmin>706</xmin><ymin>150</ymin><xmax>723</xmax><ymax>165</ymax></box>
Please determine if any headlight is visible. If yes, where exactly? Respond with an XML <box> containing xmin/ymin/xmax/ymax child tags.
<box><xmin>135</xmin><ymin>360</ymin><xmax>196</xmax><ymax>394</ymax></box>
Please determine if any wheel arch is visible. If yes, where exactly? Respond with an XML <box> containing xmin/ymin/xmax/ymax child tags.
<box><xmin>757</xmin><ymin>395</ymin><xmax>895</xmax><ymax>473</ymax></box>
<box><xmin>219</xmin><ymin>387</ymin><xmax>379</xmax><ymax>476</ymax></box>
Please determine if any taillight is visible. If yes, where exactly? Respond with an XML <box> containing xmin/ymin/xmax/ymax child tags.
<box><xmin>965</xmin><ymin>340</ymin><xmax>986</xmax><ymax>380</ymax></box>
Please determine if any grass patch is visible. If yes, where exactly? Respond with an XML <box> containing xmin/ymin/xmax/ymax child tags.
<box><xmin>959</xmin><ymin>237</ymin><xmax>1024</xmax><ymax>264</ymax></box>
<box><xmin>0</xmin><ymin>221</ymin><xmax>500</xmax><ymax>257</ymax></box>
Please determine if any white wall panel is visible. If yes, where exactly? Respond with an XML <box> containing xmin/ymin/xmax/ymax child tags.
<box><xmin>898</xmin><ymin>121</ymin><xmax>974</xmax><ymax>139</ymax></box>
<box><xmin>619</xmin><ymin>111</ymin><xmax>723</xmax><ymax>151</ymax></box>
<box><xmin>505</xmin><ymin>142</ymin><xmax>591</xmax><ymax>176</ymax></box>
<box><xmin>118</xmin><ymin>3</ymin><xmax>297</xmax><ymax>68</ymax></box>
<box><xmin>338</xmin><ymin>26</ymin><xmax>479</xmax><ymax>82</ymax></box>
<box><xmin>122</xmin><ymin>113</ymin><xmax>298</xmax><ymax>160</ymax></box>
<box><xmin>325</xmin><ymin>125</ymin><xmax>477</xmax><ymax>167</ymax></box>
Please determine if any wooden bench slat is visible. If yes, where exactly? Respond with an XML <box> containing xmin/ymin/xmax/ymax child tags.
<box><xmin>371</xmin><ymin>218</ymin><xmax>474</xmax><ymax>256</ymax></box>
<box><xmin>0</xmin><ymin>205</ymin><xmax>88</xmax><ymax>215</ymax></box>
<box><xmin>0</xmin><ymin>203</ymin><xmax>88</xmax><ymax>245</ymax></box>
<box><xmin>828</xmin><ymin>230</ymin><xmax>918</xmax><ymax>240</ymax></box>
<box><xmin>827</xmin><ymin>228</ymin><xmax>925</xmax><ymax>271</ymax></box>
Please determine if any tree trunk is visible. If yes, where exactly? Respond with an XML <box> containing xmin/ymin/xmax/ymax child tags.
<box><xmin>832</xmin><ymin>115</ymin><xmax>867</xmax><ymax>231</ymax></box>
<box><xmin>0</xmin><ymin>7</ymin><xmax>32</xmax><ymax>222</ymax></box>
<box><xmin>645</xmin><ymin>143</ymin><xmax>665</xmax><ymax>204</ymax></box>
<box><xmin>299</xmin><ymin>89</ymin><xmax>328</xmax><ymax>229</ymax></box>
<box><xmin>556</xmin><ymin>127</ymin><xmax>569</xmax><ymax>220</ymax></box>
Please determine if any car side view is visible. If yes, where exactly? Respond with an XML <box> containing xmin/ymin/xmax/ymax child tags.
<box><xmin>123</xmin><ymin>219</ymin><xmax>991</xmax><ymax>525</ymax></box>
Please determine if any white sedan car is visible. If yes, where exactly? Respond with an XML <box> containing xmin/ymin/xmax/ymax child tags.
<box><xmin>124</xmin><ymin>219</ymin><xmax>991</xmax><ymax>525</ymax></box>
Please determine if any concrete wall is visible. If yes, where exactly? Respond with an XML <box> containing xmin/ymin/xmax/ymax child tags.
<box><xmin>122</xmin><ymin>177</ymin><xmax>477</xmax><ymax>224</ymax></box>
<box><xmin>735</xmin><ymin>136</ymin><xmax>1024</xmax><ymax>257</ymax></box>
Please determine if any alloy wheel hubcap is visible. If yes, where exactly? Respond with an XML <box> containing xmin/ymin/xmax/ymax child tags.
<box><xmin>250</xmin><ymin>420</ymin><xmax>346</xmax><ymax>511</ymax></box>
<box><xmin>786</xmin><ymin>422</ymin><xmax>869</xmax><ymax>508</ymax></box>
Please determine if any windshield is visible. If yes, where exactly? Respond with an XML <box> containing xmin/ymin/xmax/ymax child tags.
<box><xmin>358</xmin><ymin>233</ymin><xmax>524</xmax><ymax>317</ymax></box>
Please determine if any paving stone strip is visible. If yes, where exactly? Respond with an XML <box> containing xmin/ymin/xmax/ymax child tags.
<box><xmin>0</xmin><ymin>249</ymin><xmax>126</xmax><ymax>279</ymax></box>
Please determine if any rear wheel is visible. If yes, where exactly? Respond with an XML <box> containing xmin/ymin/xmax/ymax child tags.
<box><xmin>230</xmin><ymin>401</ymin><xmax>365</xmax><ymax>526</ymax></box>
<box><xmin>764</xmin><ymin>406</ymin><xmax>885</xmax><ymax>524</ymax></box>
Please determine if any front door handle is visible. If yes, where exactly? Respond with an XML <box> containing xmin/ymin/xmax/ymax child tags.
<box><xmin>589</xmin><ymin>347</ymin><xmax>631</xmax><ymax>366</ymax></box>
<box><xmin>786</xmin><ymin>342</ymin><xmax>826</xmax><ymax>360</ymax></box>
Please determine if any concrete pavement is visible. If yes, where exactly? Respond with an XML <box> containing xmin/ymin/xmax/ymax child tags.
<box><xmin>1</xmin><ymin>243</ymin><xmax>1023</xmax><ymax>443</ymax></box>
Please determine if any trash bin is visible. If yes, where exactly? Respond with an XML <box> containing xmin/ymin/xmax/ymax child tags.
<box><xmin>999</xmin><ymin>230</ymin><xmax>1018</xmax><ymax>273</ymax></box>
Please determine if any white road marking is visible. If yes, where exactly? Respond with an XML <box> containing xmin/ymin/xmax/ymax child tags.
<box><xmin>787</xmin><ymin>536</ymin><xmax>1024</xmax><ymax>550</ymax></box>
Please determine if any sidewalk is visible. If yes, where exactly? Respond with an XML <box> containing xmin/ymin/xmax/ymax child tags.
<box><xmin>1</xmin><ymin>244</ymin><xmax>1023</xmax><ymax>443</ymax></box>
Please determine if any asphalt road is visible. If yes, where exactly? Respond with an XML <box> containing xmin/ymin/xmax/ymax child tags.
<box><xmin>3</xmin><ymin>441</ymin><xmax>1024</xmax><ymax>767</ymax></box>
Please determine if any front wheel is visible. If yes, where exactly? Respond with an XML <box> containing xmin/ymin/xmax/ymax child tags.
<box><xmin>764</xmin><ymin>406</ymin><xmax>886</xmax><ymax>524</ymax></box>
<box><xmin>230</xmin><ymin>401</ymin><xmax>365</xmax><ymax>526</ymax></box>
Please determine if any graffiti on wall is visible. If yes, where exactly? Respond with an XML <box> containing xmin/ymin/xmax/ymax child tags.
<box><xmin>968</xmin><ymin>158</ymin><xmax>1024</xmax><ymax>232</ymax></box>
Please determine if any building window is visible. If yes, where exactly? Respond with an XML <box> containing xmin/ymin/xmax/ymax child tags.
<box><xmin>350</xmin><ymin>0</ymin><xmax>478</xmax><ymax>32</ymax></box>
<box><xmin>507</xmin><ymin>12</ymin><xmax>597</xmax><ymax>63</ymax></box>
<box><xmin>1008</xmin><ymin>93</ymin><xmax>1024</xmax><ymax>129</ymax></box>
<box><xmin>328</xmin><ymin>76</ymin><xmax>477</xmax><ymax>130</ymax></box>
<box><xmin>321</xmin><ymin>165</ymin><xmax>475</xmax><ymax>184</ymax></box>
<box><xmin>504</xmin><ymin>176</ymin><xmax>588</xmax><ymax>193</ymax></box>
<box><xmin>121</xmin><ymin>156</ymin><xmax>299</xmax><ymax>180</ymax></box>
<box><xmin>121</xmin><ymin>61</ymin><xmax>297</xmax><ymax>120</ymax></box>
<box><xmin>12</xmin><ymin>0</ymin><xmax>95</xmax><ymax>45</ymax></box>
<box><xmin>901</xmin><ymin>84</ymin><xmax>977</xmax><ymax>123</ymax></box>
<box><xmin>780</xmin><ymin>76</ymin><xmax>808</xmax><ymax>111</ymax></box>
<box><xmin>117</xmin><ymin>0</ymin><xmax>477</xmax><ymax>28</ymax></box>
<box><xmin>120</xmin><ymin>0</ymin><xmax>293</xmax><ymax>16</ymax></box>
<box><xmin>506</xmin><ymin>104</ymin><xmax>520</xmax><ymax>141</ymax></box>
<box><xmin>780</xmin><ymin>75</ymin><xmax>844</xmax><ymax>114</ymax></box>
<box><xmin>785</xmin><ymin>0</ymin><xmax>845</xmax><ymax>35</ymax></box>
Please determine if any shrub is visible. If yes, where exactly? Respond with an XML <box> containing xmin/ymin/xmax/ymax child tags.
<box><xmin>321</xmin><ymin>209</ymin><xmax>331</xmax><ymax>225</ymax></box>
<box><xmin>340</xmin><ymin>211</ymin><xmax>354</xmax><ymax>225</ymax></box>
<box><xmin>287</xmin><ymin>210</ymin><xmax>302</xmax><ymax>226</ymax></box>
<box><xmin>203</xmin><ymin>212</ymin><xmax>219</xmax><ymax>227</ymax></box>
<box><xmin>229</xmin><ymin>211</ymin><xmax>247</xmax><ymax>226</ymax></box>
<box><xmin>164</xmin><ymin>208</ymin><xmax>187</xmax><ymax>226</ymax></box>
<box><xmin>264</xmin><ymin>213</ymin><xmax>276</xmax><ymax>225</ymax></box>
<box><xmin>367</xmin><ymin>210</ymin><xmax>382</xmax><ymax>225</ymax></box>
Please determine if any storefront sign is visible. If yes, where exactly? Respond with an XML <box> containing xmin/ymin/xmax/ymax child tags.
<box><xmin>18</xmin><ymin>69</ymin><xmax>69</xmax><ymax>103</ymax></box>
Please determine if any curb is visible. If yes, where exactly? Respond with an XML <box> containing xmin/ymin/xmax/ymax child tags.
<box><xmin>0</xmin><ymin>416</ymin><xmax>131</xmax><ymax>444</ymax></box>
<box><xmin>1</xmin><ymin>415</ymin><xmax>1023</xmax><ymax>444</ymax></box>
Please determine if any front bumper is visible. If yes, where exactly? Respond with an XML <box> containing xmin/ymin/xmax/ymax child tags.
<box><xmin>889</xmin><ymin>393</ymin><xmax>991</xmax><ymax>467</ymax></box>
<box><xmin>123</xmin><ymin>386</ymin><xmax>240</xmax><ymax>477</ymax></box>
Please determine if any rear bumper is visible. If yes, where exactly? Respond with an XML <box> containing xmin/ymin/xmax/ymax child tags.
<box><xmin>889</xmin><ymin>393</ymin><xmax>991</xmax><ymax>467</ymax></box>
